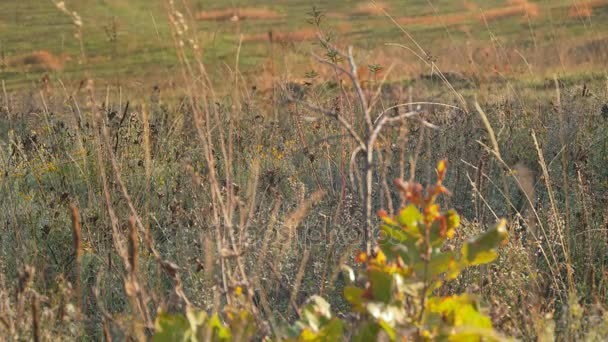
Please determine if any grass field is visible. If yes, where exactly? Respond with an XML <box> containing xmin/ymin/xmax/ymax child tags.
<box><xmin>1</xmin><ymin>0</ymin><xmax>608</xmax><ymax>340</ymax></box>
<box><xmin>1</xmin><ymin>0</ymin><xmax>607</xmax><ymax>91</ymax></box>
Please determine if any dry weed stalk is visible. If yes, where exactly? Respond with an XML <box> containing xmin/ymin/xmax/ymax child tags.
<box><xmin>16</xmin><ymin>265</ymin><xmax>35</xmax><ymax>332</ymax></box>
<box><xmin>52</xmin><ymin>1</ymin><xmax>85</xmax><ymax>63</ymax></box>
<box><xmin>512</xmin><ymin>163</ymin><xmax>536</xmax><ymax>234</ymax></box>
<box><xmin>128</xmin><ymin>216</ymin><xmax>139</xmax><ymax>276</ymax></box>
<box><xmin>142</xmin><ymin>104</ymin><xmax>152</xmax><ymax>182</ymax></box>
<box><xmin>31</xmin><ymin>293</ymin><xmax>40</xmax><ymax>342</ymax></box>
<box><xmin>288</xmin><ymin>249</ymin><xmax>311</xmax><ymax>317</ymax></box>
<box><xmin>70</xmin><ymin>203</ymin><xmax>83</xmax><ymax>317</ymax></box>
<box><xmin>275</xmin><ymin>190</ymin><xmax>325</xmax><ymax>278</ymax></box>
<box><xmin>554</xmin><ymin>76</ymin><xmax>572</xmax><ymax>262</ymax></box>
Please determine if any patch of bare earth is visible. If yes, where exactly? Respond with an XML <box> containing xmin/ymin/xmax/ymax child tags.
<box><xmin>8</xmin><ymin>50</ymin><xmax>71</xmax><ymax>72</ymax></box>
<box><xmin>194</xmin><ymin>7</ymin><xmax>284</xmax><ymax>21</ymax></box>
<box><xmin>396</xmin><ymin>0</ymin><xmax>539</xmax><ymax>27</ymax></box>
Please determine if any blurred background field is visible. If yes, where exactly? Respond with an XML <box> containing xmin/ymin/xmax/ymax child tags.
<box><xmin>1</xmin><ymin>0</ymin><xmax>607</xmax><ymax>92</ymax></box>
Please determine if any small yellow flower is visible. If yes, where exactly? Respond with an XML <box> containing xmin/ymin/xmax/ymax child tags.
<box><xmin>374</xmin><ymin>250</ymin><xmax>387</xmax><ymax>265</ymax></box>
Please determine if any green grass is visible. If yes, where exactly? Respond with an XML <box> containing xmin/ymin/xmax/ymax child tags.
<box><xmin>1</xmin><ymin>0</ymin><xmax>607</xmax><ymax>92</ymax></box>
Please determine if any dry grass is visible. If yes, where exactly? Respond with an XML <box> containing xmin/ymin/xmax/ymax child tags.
<box><xmin>569</xmin><ymin>0</ymin><xmax>608</xmax><ymax>18</ymax></box>
<box><xmin>7</xmin><ymin>50</ymin><xmax>71</xmax><ymax>72</ymax></box>
<box><xmin>194</xmin><ymin>7</ymin><xmax>283</xmax><ymax>21</ymax></box>
<box><xmin>2</xmin><ymin>1</ymin><xmax>608</xmax><ymax>340</ymax></box>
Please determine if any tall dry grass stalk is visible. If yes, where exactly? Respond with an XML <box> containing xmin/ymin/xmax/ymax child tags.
<box><xmin>575</xmin><ymin>170</ymin><xmax>594</xmax><ymax>289</ymax></box>
<box><xmin>273</xmin><ymin>190</ymin><xmax>325</xmax><ymax>298</ymax></box>
<box><xmin>142</xmin><ymin>103</ymin><xmax>152</xmax><ymax>181</ymax></box>
<box><xmin>512</xmin><ymin>163</ymin><xmax>535</xmax><ymax>234</ymax></box>
<box><xmin>284</xmin><ymin>190</ymin><xmax>326</xmax><ymax>242</ymax></box>
<box><xmin>128</xmin><ymin>216</ymin><xmax>139</xmax><ymax>276</ymax></box>
<box><xmin>288</xmin><ymin>249</ymin><xmax>311</xmax><ymax>317</ymax></box>
<box><xmin>554</xmin><ymin>76</ymin><xmax>572</xmax><ymax>260</ymax></box>
<box><xmin>474</xmin><ymin>101</ymin><xmax>513</xmax><ymax>219</ymax></box>
<box><xmin>102</xmin><ymin>320</ymin><xmax>112</xmax><ymax>342</ymax></box>
<box><xmin>52</xmin><ymin>1</ymin><xmax>85</xmax><ymax>63</ymax></box>
<box><xmin>31</xmin><ymin>293</ymin><xmax>40</xmax><ymax>342</ymax></box>
<box><xmin>531</xmin><ymin>130</ymin><xmax>574</xmax><ymax>292</ymax></box>
<box><xmin>70</xmin><ymin>203</ymin><xmax>83</xmax><ymax>317</ymax></box>
<box><xmin>254</xmin><ymin>199</ymin><xmax>282</xmax><ymax>277</ymax></box>
<box><xmin>16</xmin><ymin>266</ymin><xmax>34</xmax><ymax>336</ymax></box>
<box><xmin>475</xmin><ymin>102</ymin><xmax>565</xmax><ymax>301</ymax></box>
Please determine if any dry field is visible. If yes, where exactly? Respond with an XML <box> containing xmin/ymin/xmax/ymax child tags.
<box><xmin>0</xmin><ymin>0</ymin><xmax>608</xmax><ymax>340</ymax></box>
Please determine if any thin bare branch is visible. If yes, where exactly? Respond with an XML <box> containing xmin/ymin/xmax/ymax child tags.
<box><xmin>346</xmin><ymin>46</ymin><xmax>371</xmax><ymax>128</ymax></box>
<box><xmin>286</xmin><ymin>94</ymin><xmax>366</xmax><ymax>150</ymax></box>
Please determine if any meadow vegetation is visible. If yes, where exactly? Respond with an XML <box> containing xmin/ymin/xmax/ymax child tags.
<box><xmin>0</xmin><ymin>0</ymin><xmax>607</xmax><ymax>340</ymax></box>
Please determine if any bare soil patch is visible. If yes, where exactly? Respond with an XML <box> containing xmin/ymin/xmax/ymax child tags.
<box><xmin>8</xmin><ymin>50</ymin><xmax>71</xmax><ymax>72</ymax></box>
<box><xmin>396</xmin><ymin>0</ymin><xmax>539</xmax><ymax>27</ymax></box>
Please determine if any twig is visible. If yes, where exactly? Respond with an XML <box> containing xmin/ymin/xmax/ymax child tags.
<box><xmin>285</xmin><ymin>94</ymin><xmax>365</xmax><ymax>150</ymax></box>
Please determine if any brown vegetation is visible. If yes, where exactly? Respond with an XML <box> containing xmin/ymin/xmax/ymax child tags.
<box><xmin>194</xmin><ymin>7</ymin><xmax>284</xmax><ymax>22</ymax></box>
<box><xmin>7</xmin><ymin>50</ymin><xmax>71</xmax><ymax>72</ymax></box>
